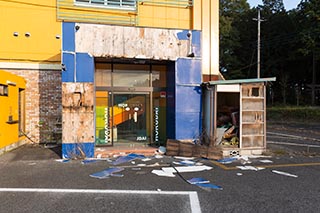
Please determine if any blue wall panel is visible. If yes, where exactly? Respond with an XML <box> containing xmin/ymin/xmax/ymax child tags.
<box><xmin>76</xmin><ymin>53</ymin><xmax>94</xmax><ymax>83</ymax></box>
<box><xmin>62</xmin><ymin>53</ymin><xmax>75</xmax><ymax>82</ymax></box>
<box><xmin>175</xmin><ymin>58</ymin><xmax>202</xmax><ymax>140</ymax></box>
<box><xmin>176</xmin><ymin>58</ymin><xmax>202</xmax><ymax>84</ymax></box>
<box><xmin>177</xmin><ymin>30</ymin><xmax>201</xmax><ymax>58</ymax></box>
<box><xmin>62</xmin><ymin>22</ymin><xmax>75</xmax><ymax>52</ymax></box>
<box><xmin>175</xmin><ymin>112</ymin><xmax>201</xmax><ymax>140</ymax></box>
<box><xmin>176</xmin><ymin>86</ymin><xmax>201</xmax><ymax>113</ymax></box>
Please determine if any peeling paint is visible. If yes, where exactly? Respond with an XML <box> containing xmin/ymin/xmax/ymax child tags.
<box><xmin>62</xmin><ymin>83</ymin><xmax>94</xmax><ymax>143</ymax></box>
<box><xmin>75</xmin><ymin>24</ymin><xmax>189</xmax><ymax>60</ymax></box>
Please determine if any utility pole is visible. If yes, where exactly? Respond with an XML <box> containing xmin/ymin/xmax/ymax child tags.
<box><xmin>253</xmin><ymin>9</ymin><xmax>264</xmax><ymax>79</ymax></box>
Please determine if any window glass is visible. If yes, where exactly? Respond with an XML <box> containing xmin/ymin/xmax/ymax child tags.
<box><xmin>95</xmin><ymin>63</ymin><xmax>111</xmax><ymax>87</ymax></box>
<box><xmin>19</xmin><ymin>89</ymin><xmax>25</xmax><ymax>135</ymax></box>
<box><xmin>113</xmin><ymin>64</ymin><xmax>150</xmax><ymax>87</ymax></box>
<box><xmin>152</xmin><ymin>65</ymin><xmax>166</xmax><ymax>87</ymax></box>
<box><xmin>75</xmin><ymin>0</ymin><xmax>136</xmax><ymax>9</ymax></box>
<box><xmin>0</xmin><ymin>84</ymin><xmax>8</xmax><ymax>96</ymax></box>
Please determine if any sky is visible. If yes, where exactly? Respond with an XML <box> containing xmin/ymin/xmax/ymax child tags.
<box><xmin>247</xmin><ymin>0</ymin><xmax>301</xmax><ymax>10</ymax></box>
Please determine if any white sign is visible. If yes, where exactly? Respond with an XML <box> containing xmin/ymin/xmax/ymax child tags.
<box><xmin>104</xmin><ymin>107</ymin><xmax>111</xmax><ymax>144</ymax></box>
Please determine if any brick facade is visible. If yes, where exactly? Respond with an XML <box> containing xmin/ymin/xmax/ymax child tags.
<box><xmin>9</xmin><ymin>70</ymin><xmax>62</xmax><ymax>144</ymax></box>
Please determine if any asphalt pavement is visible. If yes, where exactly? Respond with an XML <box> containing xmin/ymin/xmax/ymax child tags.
<box><xmin>1</xmin><ymin>141</ymin><xmax>320</xmax><ymax>213</ymax></box>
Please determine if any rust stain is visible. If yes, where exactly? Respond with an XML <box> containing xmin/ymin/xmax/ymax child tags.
<box><xmin>139</xmin><ymin>28</ymin><xmax>145</xmax><ymax>38</ymax></box>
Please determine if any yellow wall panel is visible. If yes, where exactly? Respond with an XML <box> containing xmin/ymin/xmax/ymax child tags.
<box><xmin>0</xmin><ymin>70</ymin><xmax>26</xmax><ymax>149</ymax></box>
<box><xmin>0</xmin><ymin>0</ymin><xmax>61</xmax><ymax>63</ymax></box>
<box><xmin>137</xmin><ymin>1</ymin><xmax>192</xmax><ymax>29</ymax></box>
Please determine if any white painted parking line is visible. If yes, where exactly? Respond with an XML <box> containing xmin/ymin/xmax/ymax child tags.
<box><xmin>0</xmin><ymin>188</ymin><xmax>202</xmax><ymax>213</ymax></box>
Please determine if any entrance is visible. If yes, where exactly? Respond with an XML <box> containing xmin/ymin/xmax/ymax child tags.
<box><xmin>113</xmin><ymin>92</ymin><xmax>150</xmax><ymax>143</ymax></box>
<box><xmin>94</xmin><ymin>60</ymin><xmax>168</xmax><ymax>146</ymax></box>
<box><xmin>95</xmin><ymin>91</ymin><xmax>150</xmax><ymax>146</ymax></box>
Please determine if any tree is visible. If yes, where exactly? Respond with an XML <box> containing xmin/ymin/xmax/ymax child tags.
<box><xmin>295</xmin><ymin>0</ymin><xmax>320</xmax><ymax>105</ymax></box>
<box><xmin>219</xmin><ymin>0</ymin><xmax>251</xmax><ymax>79</ymax></box>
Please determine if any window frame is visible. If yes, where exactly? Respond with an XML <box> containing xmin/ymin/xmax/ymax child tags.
<box><xmin>74</xmin><ymin>0</ymin><xmax>137</xmax><ymax>10</ymax></box>
<box><xmin>0</xmin><ymin>84</ymin><xmax>8</xmax><ymax>96</ymax></box>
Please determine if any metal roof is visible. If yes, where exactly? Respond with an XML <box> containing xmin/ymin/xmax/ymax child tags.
<box><xmin>204</xmin><ymin>77</ymin><xmax>276</xmax><ymax>85</ymax></box>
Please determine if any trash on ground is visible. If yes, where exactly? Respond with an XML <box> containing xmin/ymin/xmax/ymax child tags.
<box><xmin>187</xmin><ymin>177</ymin><xmax>222</xmax><ymax>190</ymax></box>
<box><xmin>217</xmin><ymin>157</ymin><xmax>237</xmax><ymax>164</ymax></box>
<box><xmin>187</xmin><ymin>177</ymin><xmax>210</xmax><ymax>184</ymax></box>
<box><xmin>196</xmin><ymin>183</ymin><xmax>223</xmax><ymax>190</ymax></box>
<box><xmin>162</xmin><ymin>165</ymin><xmax>213</xmax><ymax>173</ymax></box>
<box><xmin>260</xmin><ymin>159</ymin><xmax>273</xmax><ymax>163</ymax></box>
<box><xmin>156</xmin><ymin>146</ymin><xmax>166</xmax><ymax>155</ymax></box>
<box><xmin>90</xmin><ymin>167</ymin><xmax>124</xmax><ymax>179</ymax></box>
<box><xmin>151</xmin><ymin>165</ymin><xmax>212</xmax><ymax>177</ymax></box>
<box><xmin>112</xmin><ymin>153</ymin><xmax>145</xmax><ymax>165</ymax></box>
<box><xmin>237</xmin><ymin>166</ymin><xmax>265</xmax><ymax>171</ymax></box>
<box><xmin>151</xmin><ymin>169</ymin><xmax>175</xmax><ymax>177</ymax></box>
<box><xmin>132</xmin><ymin>168</ymin><xmax>142</xmax><ymax>171</ymax></box>
<box><xmin>272</xmin><ymin>170</ymin><xmax>298</xmax><ymax>178</ymax></box>
<box><xmin>55</xmin><ymin>159</ymin><xmax>70</xmax><ymax>163</ymax></box>
<box><xmin>173</xmin><ymin>160</ymin><xmax>196</xmax><ymax>166</ymax></box>
<box><xmin>174</xmin><ymin>156</ymin><xmax>195</xmax><ymax>160</ymax></box>
<box><xmin>141</xmin><ymin>158</ymin><xmax>152</xmax><ymax>162</ymax></box>
<box><xmin>236</xmin><ymin>173</ymin><xmax>243</xmax><ymax>176</ymax></box>
<box><xmin>154</xmin><ymin>155</ymin><xmax>164</xmax><ymax>159</ymax></box>
<box><xmin>81</xmin><ymin>159</ymin><xmax>97</xmax><ymax>164</ymax></box>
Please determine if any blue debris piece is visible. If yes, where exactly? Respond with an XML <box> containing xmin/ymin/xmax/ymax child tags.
<box><xmin>216</xmin><ymin>157</ymin><xmax>237</xmax><ymax>164</ymax></box>
<box><xmin>112</xmin><ymin>153</ymin><xmax>146</xmax><ymax>165</ymax></box>
<box><xmin>187</xmin><ymin>177</ymin><xmax>210</xmax><ymax>184</ymax></box>
<box><xmin>90</xmin><ymin>167</ymin><xmax>124</xmax><ymax>179</ymax></box>
<box><xmin>196</xmin><ymin>183</ymin><xmax>223</xmax><ymax>190</ymax></box>
<box><xmin>56</xmin><ymin>159</ymin><xmax>70</xmax><ymax>163</ymax></box>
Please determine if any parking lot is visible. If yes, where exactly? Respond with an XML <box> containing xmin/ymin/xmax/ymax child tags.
<box><xmin>1</xmin><ymin>137</ymin><xmax>320</xmax><ymax>213</ymax></box>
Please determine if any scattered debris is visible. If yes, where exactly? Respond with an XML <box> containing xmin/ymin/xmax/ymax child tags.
<box><xmin>272</xmin><ymin>170</ymin><xmax>298</xmax><ymax>178</ymax></box>
<box><xmin>156</xmin><ymin>146</ymin><xmax>166</xmax><ymax>155</ymax></box>
<box><xmin>55</xmin><ymin>159</ymin><xmax>70</xmax><ymax>163</ymax></box>
<box><xmin>237</xmin><ymin>166</ymin><xmax>265</xmax><ymax>171</ymax></box>
<box><xmin>151</xmin><ymin>165</ymin><xmax>212</xmax><ymax>178</ymax></box>
<box><xmin>187</xmin><ymin>177</ymin><xmax>210</xmax><ymax>184</ymax></box>
<box><xmin>151</xmin><ymin>169</ymin><xmax>176</xmax><ymax>177</ymax></box>
<box><xmin>162</xmin><ymin>165</ymin><xmax>213</xmax><ymax>174</ymax></box>
<box><xmin>141</xmin><ymin>158</ymin><xmax>152</xmax><ymax>162</ymax></box>
<box><xmin>174</xmin><ymin>156</ymin><xmax>195</xmax><ymax>160</ymax></box>
<box><xmin>154</xmin><ymin>155</ymin><xmax>164</xmax><ymax>159</ymax></box>
<box><xmin>90</xmin><ymin>167</ymin><xmax>124</xmax><ymax>179</ymax></box>
<box><xmin>112</xmin><ymin>153</ymin><xmax>145</xmax><ymax>165</ymax></box>
<box><xmin>81</xmin><ymin>159</ymin><xmax>97</xmax><ymax>164</ymax></box>
<box><xmin>132</xmin><ymin>168</ymin><xmax>142</xmax><ymax>171</ymax></box>
<box><xmin>260</xmin><ymin>159</ymin><xmax>273</xmax><ymax>163</ymax></box>
<box><xmin>217</xmin><ymin>157</ymin><xmax>237</xmax><ymax>164</ymax></box>
<box><xmin>236</xmin><ymin>173</ymin><xmax>243</xmax><ymax>176</ymax></box>
<box><xmin>196</xmin><ymin>183</ymin><xmax>223</xmax><ymax>190</ymax></box>
<box><xmin>173</xmin><ymin>160</ymin><xmax>196</xmax><ymax>166</ymax></box>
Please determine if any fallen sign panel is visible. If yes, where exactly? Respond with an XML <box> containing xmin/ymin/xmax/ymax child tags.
<box><xmin>152</xmin><ymin>165</ymin><xmax>213</xmax><ymax>177</ymax></box>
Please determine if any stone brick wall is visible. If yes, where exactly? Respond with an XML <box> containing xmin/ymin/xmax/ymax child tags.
<box><xmin>9</xmin><ymin>70</ymin><xmax>62</xmax><ymax>144</ymax></box>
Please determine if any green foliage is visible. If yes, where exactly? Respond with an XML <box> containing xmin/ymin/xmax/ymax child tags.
<box><xmin>219</xmin><ymin>0</ymin><xmax>320</xmax><ymax>105</ymax></box>
<box><xmin>267</xmin><ymin>106</ymin><xmax>320</xmax><ymax>122</ymax></box>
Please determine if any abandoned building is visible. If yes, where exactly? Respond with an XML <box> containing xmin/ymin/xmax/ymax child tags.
<box><xmin>0</xmin><ymin>0</ymin><xmax>275</xmax><ymax>159</ymax></box>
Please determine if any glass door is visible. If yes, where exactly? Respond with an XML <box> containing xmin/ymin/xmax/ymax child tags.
<box><xmin>113</xmin><ymin>92</ymin><xmax>150</xmax><ymax>143</ymax></box>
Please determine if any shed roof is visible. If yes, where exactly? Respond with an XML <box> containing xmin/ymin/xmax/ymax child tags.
<box><xmin>204</xmin><ymin>77</ymin><xmax>276</xmax><ymax>85</ymax></box>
